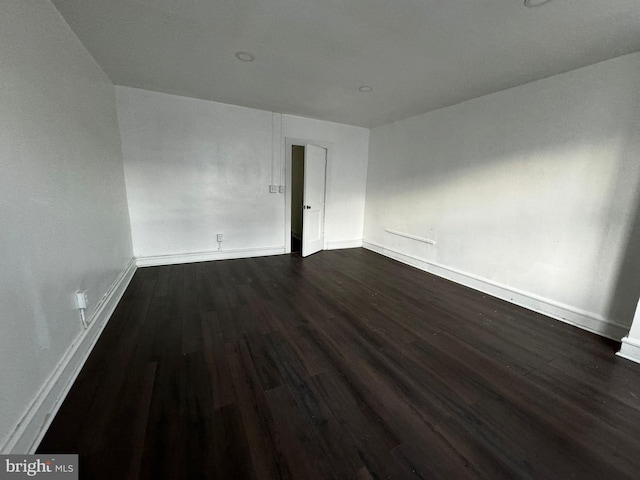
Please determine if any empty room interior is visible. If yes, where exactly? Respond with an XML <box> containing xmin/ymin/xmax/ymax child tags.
<box><xmin>3</xmin><ymin>0</ymin><xmax>640</xmax><ymax>478</ymax></box>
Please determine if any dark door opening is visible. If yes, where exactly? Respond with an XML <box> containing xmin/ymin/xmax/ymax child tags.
<box><xmin>290</xmin><ymin>145</ymin><xmax>304</xmax><ymax>253</ymax></box>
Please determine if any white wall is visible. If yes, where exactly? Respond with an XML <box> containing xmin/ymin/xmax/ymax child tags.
<box><xmin>117</xmin><ymin>87</ymin><xmax>370</xmax><ymax>262</ymax></box>
<box><xmin>117</xmin><ymin>87</ymin><xmax>282</xmax><ymax>260</ymax></box>
<box><xmin>0</xmin><ymin>0</ymin><xmax>133</xmax><ymax>450</ymax></box>
<box><xmin>283</xmin><ymin>114</ymin><xmax>370</xmax><ymax>249</ymax></box>
<box><xmin>364</xmin><ymin>52</ymin><xmax>640</xmax><ymax>340</ymax></box>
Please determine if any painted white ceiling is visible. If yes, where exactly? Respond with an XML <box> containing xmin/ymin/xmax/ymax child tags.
<box><xmin>51</xmin><ymin>0</ymin><xmax>640</xmax><ymax>128</ymax></box>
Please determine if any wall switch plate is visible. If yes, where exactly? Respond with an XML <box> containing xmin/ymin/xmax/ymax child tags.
<box><xmin>279</xmin><ymin>185</ymin><xmax>285</xmax><ymax>193</ymax></box>
<box><xmin>217</xmin><ymin>233</ymin><xmax>223</xmax><ymax>242</ymax></box>
<box><xmin>269</xmin><ymin>185</ymin><xmax>278</xmax><ymax>193</ymax></box>
<box><xmin>75</xmin><ymin>290</ymin><xmax>88</xmax><ymax>309</ymax></box>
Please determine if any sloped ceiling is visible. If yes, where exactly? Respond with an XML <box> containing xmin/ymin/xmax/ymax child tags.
<box><xmin>51</xmin><ymin>0</ymin><xmax>640</xmax><ymax>127</ymax></box>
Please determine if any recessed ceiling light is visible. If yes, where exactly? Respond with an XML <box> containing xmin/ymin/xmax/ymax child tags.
<box><xmin>235</xmin><ymin>51</ymin><xmax>255</xmax><ymax>62</ymax></box>
<box><xmin>524</xmin><ymin>0</ymin><xmax>552</xmax><ymax>6</ymax></box>
<box><xmin>358</xmin><ymin>85</ymin><xmax>373</xmax><ymax>93</ymax></box>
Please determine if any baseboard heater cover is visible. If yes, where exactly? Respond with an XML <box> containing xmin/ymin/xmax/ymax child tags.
<box><xmin>385</xmin><ymin>228</ymin><xmax>436</xmax><ymax>245</ymax></box>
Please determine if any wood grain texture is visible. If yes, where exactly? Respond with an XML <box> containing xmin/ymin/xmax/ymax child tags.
<box><xmin>37</xmin><ymin>248</ymin><xmax>640</xmax><ymax>479</ymax></box>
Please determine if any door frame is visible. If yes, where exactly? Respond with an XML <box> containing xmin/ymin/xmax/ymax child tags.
<box><xmin>284</xmin><ymin>137</ymin><xmax>333</xmax><ymax>254</ymax></box>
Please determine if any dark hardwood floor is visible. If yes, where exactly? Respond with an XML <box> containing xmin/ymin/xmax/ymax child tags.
<box><xmin>37</xmin><ymin>248</ymin><xmax>640</xmax><ymax>479</ymax></box>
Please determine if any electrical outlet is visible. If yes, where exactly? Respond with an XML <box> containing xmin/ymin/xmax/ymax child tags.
<box><xmin>217</xmin><ymin>233</ymin><xmax>223</xmax><ymax>242</ymax></box>
<box><xmin>75</xmin><ymin>290</ymin><xmax>88</xmax><ymax>309</ymax></box>
<box><xmin>279</xmin><ymin>185</ymin><xmax>285</xmax><ymax>193</ymax></box>
<box><xmin>269</xmin><ymin>185</ymin><xmax>278</xmax><ymax>193</ymax></box>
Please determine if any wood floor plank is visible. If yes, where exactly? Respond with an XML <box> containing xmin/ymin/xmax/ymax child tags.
<box><xmin>279</xmin><ymin>325</ymin><xmax>332</xmax><ymax>377</ymax></box>
<box><xmin>37</xmin><ymin>248</ymin><xmax>640</xmax><ymax>479</ymax></box>
<box><xmin>225</xmin><ymin>340</ymin><xmax>293</xmax><ymax>479</ymax></box>
<box><xmin>309</xmin><ymin>372</ymin><xmax>404</xmax><ymax>478</ymax></box>
<box><xmin>201</xmin><ymin>316</ymin><xmax>236</xmax><ymax>409</ymax></box>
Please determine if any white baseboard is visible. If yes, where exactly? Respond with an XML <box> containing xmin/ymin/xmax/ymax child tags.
<box><xmin>363</xmin><ymin>241</ymin><xmax>629</xmax><ymax>341</ymax></box>
<box><xmin>136</xmin><ymin>246</ymin><xmax>286</xmax><ymax>267</ymax></box>
<box><xmin>325</xmin><ymin>239</ymin><xmax>363</xmax><ymax>250</ymax></box>
<box><xmin>617</xmin><ymin>336</ymin><xmax>640</xmax><ymax>364</ymax></box>
<box><xmin>3</xmin><ymin>258</ymin><xmax>137</xmax><ymax>454</ymax></box>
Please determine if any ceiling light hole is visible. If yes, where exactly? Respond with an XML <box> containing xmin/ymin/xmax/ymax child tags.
<box><xmin>524</xmin><ymin>0</ymin><xmax>552</xmax><ymax>7</ymax></box>
<box><xmin>235</xmin><ymin>51</ymin><xmax>255</xmax><ymax>62</ymax></box>
<box><xmin>358</xmin><ymin>85</ymin><xmax>373</xmax><ymax>93</ymax></box>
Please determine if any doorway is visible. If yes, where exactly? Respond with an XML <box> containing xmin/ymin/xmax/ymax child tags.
<box><xmin>290</xmin><ymin>146</ymin><xmax>304</xmax><ymax>253</ymax></box>
<box><xmin>288</xmin><ymin>143</ymin><xmax>327</xmax><ymax>257</ymax></box>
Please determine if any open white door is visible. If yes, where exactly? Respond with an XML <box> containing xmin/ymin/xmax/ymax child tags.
<box><xmin>302</xmin><ymin>144</ymin><xmax>327</xmax><ymax>257</ymax></box>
